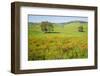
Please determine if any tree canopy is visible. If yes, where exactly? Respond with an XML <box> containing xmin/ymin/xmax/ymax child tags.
<box><xmin>40</xmin><ymin>21</ymin><xmax>54</xmax><ymax>33</ymax></box>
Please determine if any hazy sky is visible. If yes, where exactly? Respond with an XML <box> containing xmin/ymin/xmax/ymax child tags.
<box><xmin>28</xmin><ymin>15</ymin><xmax>88</xmax><ymax>23</ymax></box>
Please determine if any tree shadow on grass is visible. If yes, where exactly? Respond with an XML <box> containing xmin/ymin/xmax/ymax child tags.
<box><xmin>45</xmin><ymin>32</ymin><xmax>61</xmax><ymax>33</ymax></box>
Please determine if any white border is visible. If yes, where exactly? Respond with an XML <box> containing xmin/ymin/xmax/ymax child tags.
<box><xmin>20</xmin><ymin>7</ymin><xmax>95</xmax><ymax>70</ymax></box>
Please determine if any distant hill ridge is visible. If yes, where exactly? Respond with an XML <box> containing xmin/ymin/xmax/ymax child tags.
<box><xmin>29</xmin><ymin>20</ymin><xmax>88</xmax><ymax>25</ymax></box>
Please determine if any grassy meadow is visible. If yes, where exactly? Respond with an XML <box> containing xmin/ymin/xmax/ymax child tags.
<box><xmin>28</xmin><ymin>21</ymin><xmax>88</xmax><ymax>60</ymax></box>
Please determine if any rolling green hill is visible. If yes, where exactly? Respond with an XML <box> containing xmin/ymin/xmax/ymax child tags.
<box><xmin>28</xmin><ymin>21</ymin><xmax>88</xmax><ymax>37</ymax></box>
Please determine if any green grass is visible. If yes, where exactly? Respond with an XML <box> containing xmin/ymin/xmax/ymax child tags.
<box><xmin>28</xmin><ymin>22</ymin><xmax>88</xmax><ymax>60</ymax></box>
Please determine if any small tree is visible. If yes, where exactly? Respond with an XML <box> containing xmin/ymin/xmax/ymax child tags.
<box><xmin>40</xmin><ymin>21</ymin><xmax>48</xmax><ymax>32</ymax></box>
<box><xmin>78</xmin><ymin>26</ymin><xmax>83</xmax><ymax>32</ymax></box>
<box><xmin>48</xmin><ymin>22</ymin><xmax>54</xmax><ymax>32</ymax></box>
<box><xmin>40</xmin><ymin>21</ymin><xmax>54</xmax><ymax>32</ymax></box>
<box><xmin>78</xmin><ymin>22</ymin><xmax>84</xmax><ymax>32</ymax></box>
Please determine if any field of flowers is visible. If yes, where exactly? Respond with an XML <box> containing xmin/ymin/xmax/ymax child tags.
<box><xmin>28</xmin><ymin>22</ymin><xmax>88</xmax><ymax>60</ymax></box>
